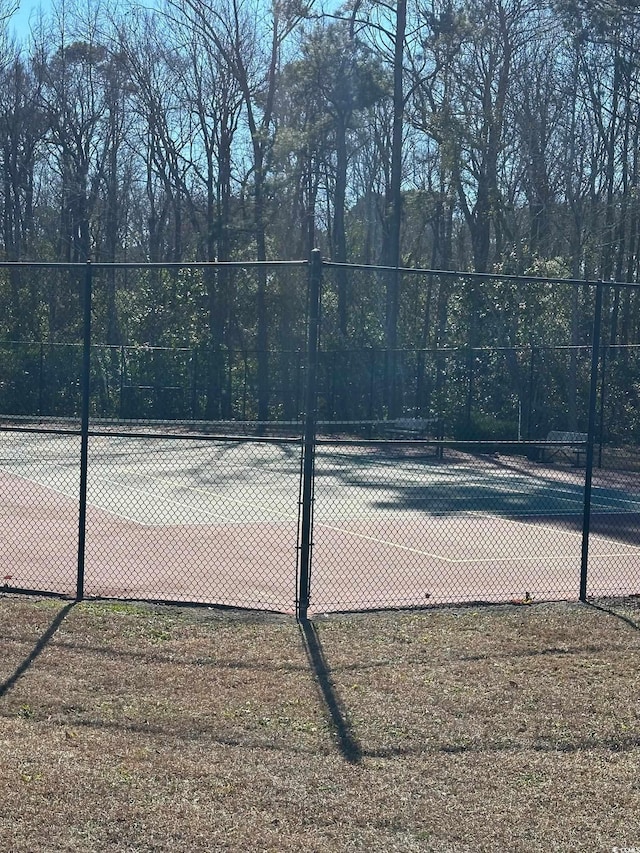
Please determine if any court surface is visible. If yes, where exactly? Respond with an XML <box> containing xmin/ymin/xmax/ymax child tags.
<box><xmin>1</xmin><ymin>429</ymin><xmax>639</xmax><ymax>612</ymax></box>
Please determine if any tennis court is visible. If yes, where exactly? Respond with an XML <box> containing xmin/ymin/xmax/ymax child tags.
<box><xmin>1</xmin><ymin>424</ymin><xmax>639</xmax><ymax>612</ymax></box>
<box><xmin>311</xmin><ymin>442</ymin><xmax>640</xmax><ymax>610</ymax></box>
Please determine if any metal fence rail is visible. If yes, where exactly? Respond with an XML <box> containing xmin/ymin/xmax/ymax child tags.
<box><xmin>0</xmin><ymin>257</ymin><xmax>638</xmax><ymax>615</ymax></box>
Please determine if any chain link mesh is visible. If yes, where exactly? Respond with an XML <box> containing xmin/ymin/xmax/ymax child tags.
<box><xmin>82</xmin><ymin>430</ymin><xmax>303</xmax><ymax>610</ymax></box>
<box><xmin>0</xmin><ymin>426</ymin><xmax>80</xmax><ymax>595</ymax></box>
<box><xmin>1</xmin><ymin>263</ymin><xmax>638</xmax><ymax>613</ymax></box>
<box><xmin>309</xmin><ymin>439</ymin><xmax>601</xmax><ymax>611</ymax></box>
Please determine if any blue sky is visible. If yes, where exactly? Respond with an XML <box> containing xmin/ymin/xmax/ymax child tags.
<box><xmin>9</xmin><ymin>0</ymin><xmax>46</xmax><ymax>40</ymax></box>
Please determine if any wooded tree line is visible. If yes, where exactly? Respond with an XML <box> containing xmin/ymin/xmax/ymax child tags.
<box><xmin>0</xmin><ymin>0</ymin><xmax>639</xmax><ymax>435</ymax></box>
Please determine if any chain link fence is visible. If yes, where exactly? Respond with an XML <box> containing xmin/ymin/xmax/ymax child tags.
<box><xmin>0</xmin><ymin>258</ymin><xmax>638</xmax><ymax>614</ymax></box>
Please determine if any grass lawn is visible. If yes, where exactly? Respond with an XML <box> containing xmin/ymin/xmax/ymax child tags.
<box><xmin>1</xmin><ymin>594</ymin><xmax>639</xmax><ymax>852</ymax></box>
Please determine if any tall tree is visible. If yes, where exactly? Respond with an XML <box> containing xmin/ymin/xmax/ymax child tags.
<box><xmin>167</xmin><ymin>0</ymin><xmax>308</xmax><ymax>420</ymax></box>
<box><xmin>279</xmin><ymin>21</ymin><xmax>384</xmax><ymax>333</ymax></box>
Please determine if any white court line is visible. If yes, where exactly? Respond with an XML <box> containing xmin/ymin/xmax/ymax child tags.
<box><xmin>91</xmin><ymin>476</ymin><xmax>255</xmax><ymax>525</ymax></box>
<box><xmin>316</xmin><ymin>504</ymin><xmax>640</xmax><ymax>562</ymax></box>
<box><xmin>91</xmin><ymin>464</ymin><xmax>553</xmax><ymax>528</ymax></box>
<box><xmin>0</xmin><ymin>465</ymin><xmax>239</xmax><ymax>527</ymax></box>
<box><xmin>0</xmin><ymin>468</ymin><xmax>80</xmax><ymax>506</ymax></box>
<box><xmin>166</xmin><ymin>479</ymin><xmax>298</xmax><ymax>516</ymax></box>
<box><xmin>0</xmin><ymin>461</ymin><xmax>299</xmax><ymax>526</ymax></box>
<box><xmin>313</xmin><ymin>522</ymin><xmax>587</xmax><ymax>564</ymax></box>
<box><xmin>5</xmin><ymin>459</ymin><xmax>640</xmax><ymax>549</ymax></box>
<box><xmin>0</xmin><ymin>467</ymin><xmax>155</xmax><ymax>526</ymax></box>
<box><xmin>88</xmin><ymin>471</ymin><xmax>585</xmax><ymax>529</ymax></box>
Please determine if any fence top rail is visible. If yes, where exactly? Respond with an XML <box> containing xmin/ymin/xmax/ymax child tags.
<box><xmin>323</xmin><ymin>260</ymin><xmax>640</xmax><ymax>290</ymax></box>
<box><xmin>4</xmin><ymin>340</ymin><xmax>640</xmax><ymax>354</ymax></box>
<box><xmin>0</xmin><ymin>259</ymin><xmax>309</xmax><ymax>270</ymax></box>
<box><xmin>1</xmin><ymin>258</ymin><xmax>639</xmax><ymax>289</ymax></box>
<box><xmin>0</xmin><ymin>258</ymin><xmax>638</xmax><ymax>289</ymax></box>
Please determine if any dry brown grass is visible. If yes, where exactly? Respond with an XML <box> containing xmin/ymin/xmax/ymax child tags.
<box><xmin>1</xmin><ymin>594</ymin><xmax>640</xmax><ymax>852</ymax></box>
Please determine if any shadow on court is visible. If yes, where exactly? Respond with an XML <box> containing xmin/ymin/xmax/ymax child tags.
<box><xmin>313</xmin><ymin>445</ymin><xmax>640</xmax><ymax>546</ymax></box>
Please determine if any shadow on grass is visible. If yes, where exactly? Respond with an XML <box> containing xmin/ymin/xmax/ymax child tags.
<box><xmin>0</xmin><ymin>634</ymin><xmax>309</xmax><ymax>673</ymax></box>
<box><xmin>0</xmin><ymin>602</ymin><xmax>76</xmax><ymax>698</ymax></box>
<box><xmin>2</xmin><ymin>704</ymin><xmax>636</xmax><ymax>760</ymax></box>
<box><xmin>585</xmin><ymin>600</ymin><xmax>640</xmax><ymax>632</ymax></box>
<box><xmin>299</xmin><ymin>617</ymin><xmax>362</xmax><ymax>764</ymax></box>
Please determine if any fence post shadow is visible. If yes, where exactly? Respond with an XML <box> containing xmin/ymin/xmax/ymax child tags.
<box><xmin>584</xmin><ymin>600</ymin><xmax>640</xmax><ymax>632</ymax></box>
<box><xmin>0</xmin><ymin>601</ymin><xmax>76</xmax><ymax>698</ymax></box>
<box><xmin>299</xmin><ymin>617</ymin><xmax>362</xmax><ymax>764</ymax></box>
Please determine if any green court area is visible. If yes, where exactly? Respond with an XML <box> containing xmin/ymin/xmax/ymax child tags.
<box><xmin>0</xmin><ymin>427</ymin><xmax>638</xmax><ymax>611</ymax></box>
<box><xmin>2</xmin><ymin>429</ymin><xmax>640</xmax><ymax>524</ymax></box>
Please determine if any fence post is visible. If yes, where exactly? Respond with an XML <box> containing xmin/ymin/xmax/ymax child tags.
<box><xmin>597</xmin><ymin>341</ymin><xmax>607</xmax><ymax>468</ymax></box>
<box><xmin>76</xmin><ymin>260</ymin><xmax>92</xmax><ymax>601</ymax></box>
<box><xmin>527</xmin><ymin>345</ymin><xmax>536</xmax><ymax>439</ymax></box>
<box><xmin>119</xmin><ymin>345</ymin><xmax>125</xmax><ymax>417</ymax></box>
<box><xmin>298</xmin><ymin>249</ymin><xmax>322</xmax><ymax>620</ymax></box>
<box><xmin>38</xmin><ymin>341</ymin><xmax>44</xmax><ymax>415</ymax></box>
<box><xmin>580</xmin><ymin>280</ymin><xmax>603</xmax><ymax>602</ymax></box>
<box><xmin>368</xmin><ymin>348</ymin><xmax>376</xmax><ymax>424</ymax></box>
<box><xmin>191</xmin><ymin>348</ymin><xmax>198</xmax><ymax>419</ymax></box>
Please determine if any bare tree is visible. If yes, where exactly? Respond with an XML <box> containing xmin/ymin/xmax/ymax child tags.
<box><xmin>164</xmin><ymin>0</ymin><xmax>309</xmax><ymax>420</ymax></box>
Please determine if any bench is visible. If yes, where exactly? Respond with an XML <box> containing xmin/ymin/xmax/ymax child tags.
<box><xmin>543</xmin><ymin>430</ymin><xmax>588</xmax><ymax>466</ymax></box>
<box><xmin>383</xmin><ymin>418</ymin><xmax>434</xmax><ymax>439</ymax></box>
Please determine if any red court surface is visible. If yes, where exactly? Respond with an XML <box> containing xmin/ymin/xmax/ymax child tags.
<box><xmin>1</xmin><ymin>429</ymin><xmax>639</xmax><ymax>613</ymax></box>
<box><xmin>2</xmin><ymin>468</ymin><xmax>638</xmax><ymax>614</ymax></box>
